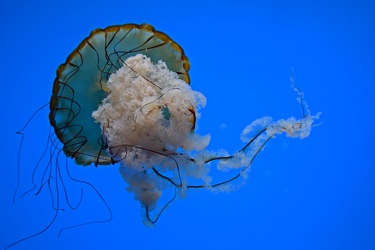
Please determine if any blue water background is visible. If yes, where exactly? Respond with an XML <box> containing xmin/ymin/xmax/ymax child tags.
<box><xmin>1</xmin><ymin>1</ymin><xmax>374</xmax><ymax>249</ymax></box>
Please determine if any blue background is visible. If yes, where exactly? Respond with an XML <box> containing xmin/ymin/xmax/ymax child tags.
<box><xmin>1</xmin><ymin>0</ymin><xmax>374</xmax><ymax>249</ymax></box>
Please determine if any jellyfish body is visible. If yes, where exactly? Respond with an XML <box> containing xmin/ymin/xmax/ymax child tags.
<box><xmin>9</xmin><ymin>23</ymin><xmax>319</xmax><ymax>249</ymax></box>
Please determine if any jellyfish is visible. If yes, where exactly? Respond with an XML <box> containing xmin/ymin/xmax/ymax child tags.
<box><xmin>8</xmin><ymin>23</ymin><xmax>319</xmax><ymax>248</ymax></box>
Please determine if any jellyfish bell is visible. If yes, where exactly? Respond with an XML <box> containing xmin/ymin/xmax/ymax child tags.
<box><xmin>8</xmin><ymin>23</ymin><xmax>320</xmax><ymax>249</ymax></box>
<box><xmin>50</xmin><ymin>23</ymin><xmax>191</xmax><ymax>167</ymax></box>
